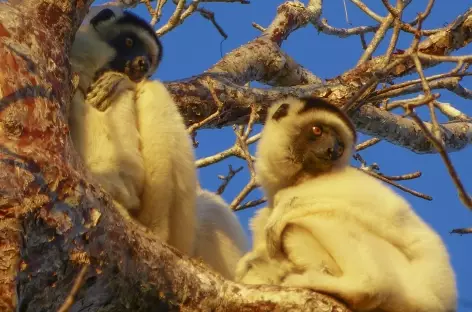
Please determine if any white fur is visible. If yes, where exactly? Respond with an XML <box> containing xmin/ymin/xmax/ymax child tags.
<box><xmin>242</xmin><ymin>96</ymin><xmax>457</xmax><ymax>312</ymax></box>
<box><xmin>69</xmin><ymin>16</ymin><xmax>197</xmax><ymax>256</ymax></box>
<box><xmin>192</xmin><ymin>188</ymin><xmax>249</xmax><ymax>280</ymax></box>
<box><xmin>69</xmin><ymin>28</ymin><xmax>144</xmax><ymax>214</ymax></box>
<box><xmin>266</xmin><ymin>168</ymin><xmax>457</xmax><ymax>312</ymax></box>
<box><xmin>234</xmin><ymin>207</ymin><xmax>296</xmax><ymax>285</ymax></box>
<box><xmin>134</xmin><ymin>80</ymin><xmax>197</xmax><ymax>255</ymax></box>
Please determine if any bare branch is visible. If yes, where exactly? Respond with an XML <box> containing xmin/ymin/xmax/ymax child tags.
<box><xmin>355</xmin><ymin>137</ymin><xmax>381</xmax><ymax>151</ymax></box>
<box><xmin>230</xmin><ymin>178</ymin><xmax>258</xmax><ymax>209</ymax></box>
<box><xmin>353</xmin><ymin>154</ymin><xmax>431</xmax><ymax>200</ymax></box>
<box><xmin>383</xmin><ymin>0</ymin><xmax>404</xmax><ymax>64</ymax></box>
<box><xmin>379</xmin><ymin>171</ymin><xmax>422</xmax><ymax>181</ymax></box>
<box><xmin>434</xmin><ymin>101</ymin><xmax>471</xmax><ymax>121</ymax></box>
<box><xmin>339</xmin><ymin>7</ymin><xmax>472</xmax><ymax>88</ymax></box>
<box><xmin>357</xmin><ymin>12</ymin><xmax>395</xmax><ymax>65</ymax></box>
<box><xmin>450</xmin><ymin>228</ymin><xmax>472</xmax><ymax>235</ymax></box>
<box><xmin>351</xmin><ymin>0</ymin><xmax>439</xmax><ymax>35</ymax></box>
<box><xmin>216</xmin><ymin>165</ymin><xmax>243</xmax><ymax>195</ymax></box>
<box><xmin>407</xmin><ymin>110</ymin><xmax>472</xmax><ymax>209</ymax></box>
<box><xmin>187</xmin><ymin>77</ymin><xmax>224</xmax><ymax>135</ymax></box>
<box><xmin>235</xmin><ymin>198</ymin><xmax>267</xmax><ymax>212</ymax></box>
<box><xmin>361</xmin><ymin>168</ymin><xmax>432</xmax><ymax>200</ymax></box>
<box><xmin>252</xmin><ymin>22</ymin><xmax>266</xmax><ymax>32</ymax></box>
<box><xmin>198</xmin><ymin>7</ymin><xmax>228</xmax><ymax>39</ymax></box>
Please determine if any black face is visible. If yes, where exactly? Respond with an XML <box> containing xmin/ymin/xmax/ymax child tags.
<box><xmin>89</xmin><ymin>9</ymin><xmax>161</xmax><ymax>82</ymax></box>
<box><xmin>106</xmin><ymin>31</ymin><xmax>152</xmax><ymax>82</ymax></box>
<box><xmin>292</xmin><ymin>123</ymin><xmax>345</xmax><ymax>174</ymax></box>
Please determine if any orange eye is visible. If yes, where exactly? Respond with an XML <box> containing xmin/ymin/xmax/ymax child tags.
<box><xmin>125</xmin><ymin>38</ymin><xmax>134</xmax><ymax>47</ymax></box>
<box><xmin>312</xmin><ymin>126</ymin><xmax>323</xmax><ymax>136</ymax></box>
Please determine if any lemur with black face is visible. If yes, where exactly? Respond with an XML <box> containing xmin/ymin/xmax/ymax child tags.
<box><xmin>69</xmin><ymin>8</ymin><xmax>249</xmax><ymax>276</ymax></box>
<box><xmin>236</xmin><ymin>96</ymin><xmax>457</xmax><ymax>312</ymax></box>
<box><xmin>69</xmin><ymin>7</ymin><xmax>197</xmax><ymax>255</ymax></box>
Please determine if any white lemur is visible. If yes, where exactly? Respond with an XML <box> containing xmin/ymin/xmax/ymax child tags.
<box><xmin>69</xmin><ymin>8</ymin><xmax>197</xmax><ymax>255</ymax></box>
<box><xmin>237</xmin><ymin>96</ymin><xmax>457</xmax><ymax>312</ymax></box>
<box><xmin>193</xmin><ymin>188</ymin><xmax>249</xmax><ymax>280</ymax></box>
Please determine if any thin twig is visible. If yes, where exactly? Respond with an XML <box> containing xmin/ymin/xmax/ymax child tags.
<box><xmin>379</xmin><ymin>171</ymin><xmax>422</xmax><ymax>181</ymax></box>
<box><xmin>450</xmin><ymin>228</ymin><xmax>472</xmax><ymax>235</ymax></box>
<box><xmin>353</xmin><ymin>154</ymin><xmax>431</xmax><ymax>200</ymax></box>
<box><xmin>198</xmin><ymin>7</ymin><xmax>228</xmax><ymax>39</ymax></box>
<box><xmin>216</xmin><ymin>165</ymin><xmax>243</xmax><ymax>195</ymax></box>
<box><xmin>187</xmin><ymin>77</ymin><xmax>224</xmax><ymax>135</ymax></box>
<box><xmin>230</xmin><ymin>178</ymin><xmax>258</xmax><ymax>209</ymax></box>
<box><xmin>406</xmin><ymin>111</ymin><xmax>472</xmax><ymax>209</ymax></box>
<box><xmin>234</xmin><ymin>198</ymin><xmax>267</xmax><ymax>211</ymax></box>
<box><xmin>355</xmin><ymin>137</ymin><xmax>381</xmax><ymax>152</ymax></box>
<box><xmin>57</xmin><ymin>264</ymin><xmax>89</xmax><ymax>312</ymax></box>
<box><xmin>383</xmin><ymin>0</ymin><xmax>403</xmax><ymax>64</ymax></box>
<box><xmin>359</xmin><ymin>168</ymin><xmax>432</xmax><ymax>200</ymax></box>
<box><xmin>252</xmin><ymin>22</ymin><xmax>266</xmax><ymax>32</ymax></box>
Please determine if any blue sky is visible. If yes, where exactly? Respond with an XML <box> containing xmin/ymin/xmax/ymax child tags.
<box><xmin>94</xmin><ymin>0</ymin><xmax>471</xmax><ymax>309</ymax></box>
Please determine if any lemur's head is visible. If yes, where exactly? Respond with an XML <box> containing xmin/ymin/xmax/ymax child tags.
<box><xmin>89</xmin><ymin>8</ymin><xmax>162</xmax><ymax>82</ymax></box>
<box><xmin>255</xmin><ymin>96</ymin><xmax>357</xmax><ymax>197</ymax></box>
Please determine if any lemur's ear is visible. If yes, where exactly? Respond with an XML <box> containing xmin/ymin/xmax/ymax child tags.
<box><xmin>272</xmin><ymin>103</ymin><xmax>290</xmax><ymax>121</ymax></box>
<box><xmin>90</xmin><ymin>8</ymin><xmax>116</xmax><ymax>27</ymax></box>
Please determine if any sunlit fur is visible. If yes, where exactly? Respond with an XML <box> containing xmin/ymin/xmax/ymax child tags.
<box><xmin>134</xmin><ymin>80</ymin><xmax>197</xmax><ymax>255</ymax></box>
<box><xmin>235</xmin><ymin>207</ymin><xmax>296</xmax><ymax>285</ymax></box>
<box><xmin>245</xmin><ymin>96</ymin><xmax>457</xmax><ymax>312</ymax></box>
<box><xmin>69</xmin><ymin>25</ymin><xmax>144</xmax><ymax>215</ymax></box>
<box><xmin>70</xmin><ymin>73</ymin><xmax>144</xmax><ymax>214</ymax></box>
<box><xmin>193</xmin><ymin>188</ymin><xmax>249</xmax><ymax>280</ymax></box>
<box><xmin>69</xmin><ymin>9</ymin><xmax>197</xmax><ymax>255</ymax></box>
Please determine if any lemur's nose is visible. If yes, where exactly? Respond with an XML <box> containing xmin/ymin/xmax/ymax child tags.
<box><xmin>134</xmin><ymin>56</ymin><xmax>150</xmax><ymax>72</ymax></box>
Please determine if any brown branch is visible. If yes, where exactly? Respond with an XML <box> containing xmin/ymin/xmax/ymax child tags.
<box><xmin>198</xmin><ymin>7</ymin><xmax>228</xmax><ymax>39</ymax></box>
<box><xmin>230</xmin><ymin>178</ymin><xmax>258</xmax><ymax>209</ymax></box>
<box><xmin>216</xmin><ymin>165</ymin><xmax>243</xmax><ymax>195</ymax></box>
<box><xmin>353</xmin><ymin>154</ymin><xmax>432</xmax><ymax>200</ymax></box>
<box><xmin>207</xmin><ymin>1</ymin><xmax>323</xmax><ymax>86</ymax></box>
<box><xmin>235</xmin><ymin>198</ymin><xmax>267</xmax><ymax>212</ymax></box>
<box><xmin>364</xmin><ymin>169</ymin><xmax>432</xmax><ymax>200</ymax></box>
<box><xmin>339</xmin><ymin>6</ymin><xmax>472</xmax><ymax>87</ymax></box>
<box><xmin>351</xmin><ymin>0</ymin><xmax>440</xmax><ymax>36</ymax></box>
<box><xmin>355</xmin><ymin>137</ymin><xmax>381</xmax><ymax>151</ymax></box>
<box><xmin>450</xmin><ymin>228</ymin><xmax>472</xmax><ymax>235</ymax></box>
<box><xmin>406</xmin><ymin>111</ymin><xmax>472</xmax><ymax>209</ymax></box>
<box><xmin>187</xmin><ymin>77</ymin><xmax>224</xmax><ymax>135</ymax></box>
<box><xmin>379</xmin><ymin>171</ymin><xmax>422</xmax><ymax>181</ymax></box>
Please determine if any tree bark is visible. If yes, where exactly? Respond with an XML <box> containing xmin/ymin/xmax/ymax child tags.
<box><xmin>0</xmin><ymin>1</ymin><xmax>350</xmax><ymax>311</ymax></box>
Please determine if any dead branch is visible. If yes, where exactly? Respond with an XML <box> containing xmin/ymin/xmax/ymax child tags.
<box><xmin>353</xmin><ymin>154</ymin><xmax>431</xmax><ymax>200</ymax></box>
<box><xmin>450</xmin><ymin>228</ymin><xmax>472</xmax><ymax>235</ymax></box>
<box><xmin>216</xmin><ymin>165</ymin><xmax>243</xmax><ymax>195</ymax></box>
<box><xmin>235</xmin><ymin>198</ymin><xmax>267</xmax><ymax>211</ymax></box>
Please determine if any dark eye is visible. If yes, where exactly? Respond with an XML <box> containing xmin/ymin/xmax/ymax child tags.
<box><xmin>312</xmin><ymin>126</ymin><xmax>323</xmax><ymax>136</ymax></box>
<box><xmin>125</xmin><ymin>37</ymin><xmax>134</xmax><ymax>47</ymax></box>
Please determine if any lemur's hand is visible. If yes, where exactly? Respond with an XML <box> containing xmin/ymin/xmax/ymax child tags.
<box><xmin>86</xmin><ymin>71</ymin><xmax>135</xmax><ymax>112</ymax></box>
